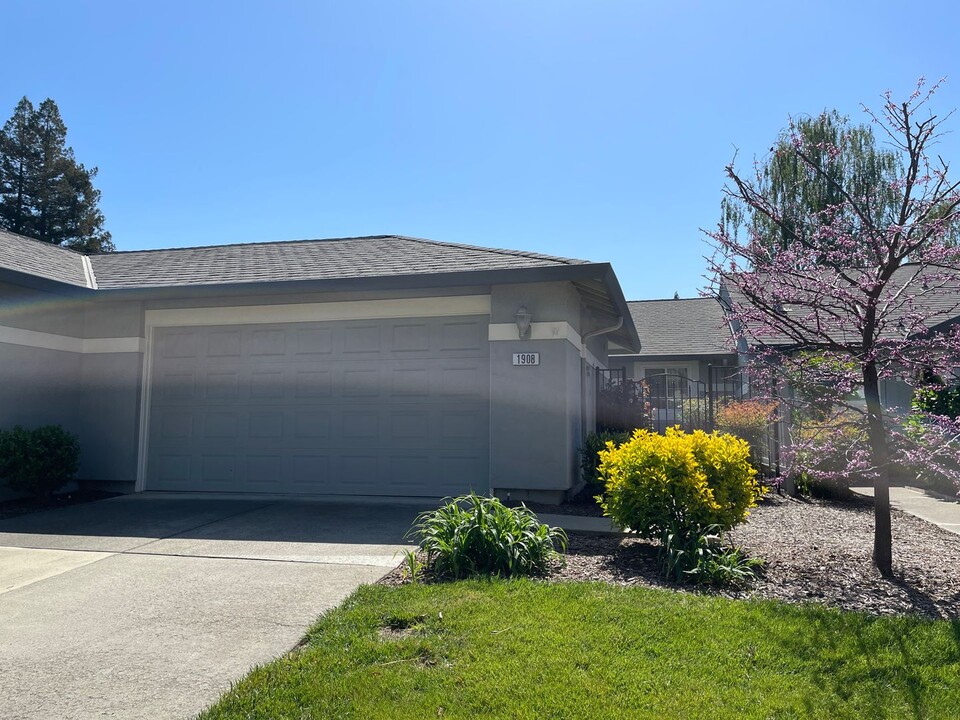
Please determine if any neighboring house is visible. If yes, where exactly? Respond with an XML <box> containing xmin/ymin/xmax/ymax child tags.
<box><xmin>609</xmin><ymin>297</ymin><xmax>738</xmax><ymax>389</ymax></box>
<box><xmin>611</xmin><ymin>284</ymin><xmax>945</xmax><ymax>413</ymax></box>
<box><xmin>0</xmin><ymin>230</ymin><xmax>639</xmax><ymax>503</ymax></box>
<box><xmin>719</xmin><ymin>267</ymin><xmax>960</xmax><ymax>412</ymax></box>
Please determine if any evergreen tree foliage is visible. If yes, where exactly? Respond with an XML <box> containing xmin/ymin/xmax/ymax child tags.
<box><xmin>0</xmin><ymin>97</ymin><xmax>113</xmax><ymax>253</ymax></box>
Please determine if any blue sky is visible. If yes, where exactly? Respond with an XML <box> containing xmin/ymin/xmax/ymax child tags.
<box><xmin>5</xmin><ymin>1</ymin><xmax>959</xmax><ymax>300</ymax></box>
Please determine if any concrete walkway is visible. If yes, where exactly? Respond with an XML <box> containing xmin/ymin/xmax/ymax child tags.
<box><xmin>851</xmin><ymin>485</ymin><xmax>960</xmax><ymax>536</ymax></box>
<box><xmin>537</xmin><ymin>513</ymin><xmax>623</xmax><ymax>535</ymax></box>
<box><xmin>0</xmin><ymin>495</ymin><xmax>422</xmax><ymax>720</ymax></box>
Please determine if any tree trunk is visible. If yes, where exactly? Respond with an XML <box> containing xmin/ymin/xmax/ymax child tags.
<box><xmin>863</xmin><ymin>361</ymin><xmax>893</xmax><ymax>576</ymax></box>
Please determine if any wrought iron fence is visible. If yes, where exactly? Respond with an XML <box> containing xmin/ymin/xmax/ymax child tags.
<box><xmin>597</xmin><ymin>365</ymin><xmax>782</xmax><ymax>477</ymax></box>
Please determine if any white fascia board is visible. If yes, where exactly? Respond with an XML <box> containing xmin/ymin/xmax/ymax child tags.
<box><xmin>0</xmin><ymin>325</ymin><xmax>144</xmax><ymax>354</ymax></box>
<box><xmin>488</xmin><ymin>321</ymin><xmax>580</xmax><ymax>344</ymax></box>
<box><xmin>488</xmin><ymin>321</ymin><xmax>605</xmax><ymax>368</ymax></box>
<box><xmin>82</xmin><ymin>337</ymin><xmax>146</xmax><ymax>354</ymax></box>
<box><xmin>144</xmin><ymin>295</ymin><xmax>492</xmax><ymax>328</ymax></box>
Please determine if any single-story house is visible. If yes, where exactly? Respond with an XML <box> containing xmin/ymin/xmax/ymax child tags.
<box><xmin>610</xmin><ymin>288</ymin><xmax>935</xmax><ymax>412</ymax></box>
<box><xmin>609</xmin><ymin>297</ymin><xmax>738</xmax><ymax>389</ymax></box>
<box><xmin>0</xmin><ymin>230</ymin><xmax>639</xmax><ymax>503</ymax></box>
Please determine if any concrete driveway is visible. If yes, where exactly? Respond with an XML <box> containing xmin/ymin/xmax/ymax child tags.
<box><xmin>0</xmin><ymin>494</ymin><xmax>424</xmax><ymax>720</ymax></box>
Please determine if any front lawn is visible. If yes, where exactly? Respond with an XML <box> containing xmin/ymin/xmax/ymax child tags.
<box><xmin>201</xmin><ymin>581</ymin><xmax>960</xmax><ymax>720</ymax></box>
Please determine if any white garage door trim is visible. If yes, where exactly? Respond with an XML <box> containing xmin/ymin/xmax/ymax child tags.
<box><xmin>135</xmin><ymin>295</ymin><xmax>491</xmax><ymax>492</ymax></box>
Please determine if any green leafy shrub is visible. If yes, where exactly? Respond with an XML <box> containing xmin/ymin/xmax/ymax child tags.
<box><xmin>579</xmin><ymin>430</ymin><xmax>631</xmax><ymax>490</ymax></box>
<box><xmin>912</xmin><ymin>382</ymin><xmax>960</xmax><ymax>419</ymax></box>
<box><xmin>598</xmin><ymin>427</ymin><xmax>764</xmax><ymax>540</ymax></box>
<box><xmin>407</xmin><ymin>493</ymin><xmax>567</xmax><ymax>579</ymax></box>
<box><xmin>0</xmin><ymin>424</ymin><xmax>80</xmax><ymax>498</ymax></box>
<box><xmin>660</xmin><ymin>523</ymin><xmax>765</xmax><ymax>587</ymax></box>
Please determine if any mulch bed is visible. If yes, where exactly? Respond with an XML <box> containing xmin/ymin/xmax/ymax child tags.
<box><xmin>383</xmin><ymin>494</ymin><xmax>960</xmax><ymax>620</ymax></box>
<box><xmin>0</xmin><ymin>490</ymin><xmax>120</xmax><ymax>521</ymax></box>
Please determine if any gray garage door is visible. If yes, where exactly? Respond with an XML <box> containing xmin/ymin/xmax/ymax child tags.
<box><xmin>145</xmin><ymin>316</ymin><xmax>490</xmax><ymax>496</ymax></box>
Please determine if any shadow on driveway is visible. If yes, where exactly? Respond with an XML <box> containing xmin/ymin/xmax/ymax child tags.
<box><xmin>0</xmin><ymin>494</ymin><xmax>437</xmax><ymax>552</ymax></box>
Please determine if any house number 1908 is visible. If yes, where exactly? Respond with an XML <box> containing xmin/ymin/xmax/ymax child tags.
<box><xmin>512</xmin><ymin>352</ymin><xmax>540</xmax><ymax>366</ymax></box>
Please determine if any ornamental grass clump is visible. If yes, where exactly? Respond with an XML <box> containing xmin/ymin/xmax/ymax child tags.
<box><xmin>407</xmin><ymin>493</ymin><xmax>567</xmax><ymax>580</ymax></box>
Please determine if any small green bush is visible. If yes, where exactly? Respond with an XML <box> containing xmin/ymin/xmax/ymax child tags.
<box><xmin>660</xmin><ymin>523</ymin><xmax>764</xmax><ymax>587</ymax></box>
<box><xmin>598</xmin><ymin>427</ymin><xmax>764</xmax><ymax>540</ymax></box>
<box><xmin>407</xmin><ymin>493</ymin><xmax>567</xmax><ymax>579</ymax></box>
<box><xmin>579</xmin><ymin>430</ymin><xmax>631</xmax><ymax>490</ymax></box>
<box><xmin>0</xmin><ymin>424</ymin><xmax>81</xmax><ymax>498</ymax></box>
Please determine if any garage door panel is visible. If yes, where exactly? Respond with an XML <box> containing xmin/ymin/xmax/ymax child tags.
<box><xmin>390</xmin><ymin>410</ymin><xmax>430</xmax><ymax>441</ymax></box>
<box><xmin>294</xmin><ymin>327</ymin><xmax>333</xmax><ymax>355</ymax></box>
<box><xmin>207</xmin><ymin>330</ymin><xmax>241</xmax><ymax>357</ymax></box>
<box><xmin>342</xmin><ymin>324</ymin><xmax>382</xmax><ymax>354</ymax></box>
<box><xmin>438</xmin><ymin>455</ymin><xmax>487</xmax><ymax>495</ymax></box>
<box><xmin>296</xmin><ymin>370</ymin><xmax>332</xmax><ymax>397</ymax></box>
<box><xmin>342</xmin><ymin>368</ymin><xmax>380</xmax><ymax>397</ymax></box>
<box><xmin>249</xmin><ymin>411</ymin><xmax>284</xmax><ymax>439</ymax></box>
<box><xmin>147</xmin><ymin>316</ymin><xmax>489</xmax><ymax>495</ymax></box>
<box><xmin>159</xmin><ymin>331</ymin><xmax>199</xmax><ymax>359</ymax></box>
<box><xmin>391</xmin><ymin>323</ymin><xmax>430</xmax><ymax>352</ymax></box>
<box><xmin>440</xmin><ymin>321</ymin><xmax>484</xmax><ymax>351</ymax></box>
<box><xmin>158</xmin><ymin>372</ymin><xmax>196</xmax><ymax>401</ymax></box>
<box><xmin>250</xmin><ymin>328</ymin><xmax>286</xmax><ymax>356</ymax></box>
<box><xmin>391</xmin><ymin>367</ymin><xmax>430</xmax><ymax>397</ymax></box>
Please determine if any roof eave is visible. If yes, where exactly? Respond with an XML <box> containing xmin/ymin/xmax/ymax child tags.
<box><xmin>86</xmin><ymin>263</ymin><xmax>618</xmax><ymax>300</ymax></box>
<box><xmin>0</xmin><ymin>267</ymin><xmax>93</xmax><ymax>296</ymax></box>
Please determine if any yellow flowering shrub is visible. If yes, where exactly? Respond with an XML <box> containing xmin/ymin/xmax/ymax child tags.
<box><xmin>598</xmin><ymin>427</ymin><xmax>764</xmax><ymax>539</ymax></box>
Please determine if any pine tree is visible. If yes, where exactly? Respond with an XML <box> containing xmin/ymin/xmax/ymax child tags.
<box><xmin>0</xmin><ymin>97</ymin><xmax>113</xmax><ymax>253</ymax></box>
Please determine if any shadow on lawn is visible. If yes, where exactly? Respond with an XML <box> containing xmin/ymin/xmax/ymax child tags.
<box><xmin>764</xmin><ymin>600</ymin><xmax>960</xmax><ymax>720</ymax></box>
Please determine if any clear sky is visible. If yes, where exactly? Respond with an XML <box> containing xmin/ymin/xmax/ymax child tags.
<box><xmin>4</xmin><ymin>1</ymin><xmax>959</xmax><ymax>300</ymax></box>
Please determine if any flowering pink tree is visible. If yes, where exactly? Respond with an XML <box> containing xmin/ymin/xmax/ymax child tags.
<box><xmin>707</xmin><ymin>79</ymin><xmax>960</xmax><ymax>576</ymax></box>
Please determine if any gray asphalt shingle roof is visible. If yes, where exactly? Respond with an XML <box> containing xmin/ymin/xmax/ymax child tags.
<box><xmin>723</xmin><ymin>265</ymin><xmax>960</xmax><ymax>346</ymax></box>
<box><xmin>86</xmin><ymin>235</ymin><xmax>589</xmax><ymax>289</ymax></box>
<box><xmin>0</xmin><ymin>233</ymin><xmax>590</xmax><ymax>291</ymax></box>
<box><xmin>0</xmin><ymin>229</ymin><xmax>91</xmax><ymax>287</ymax></box>
<box><xmin>621</xmin><ymin>297</ymin><xmax>735</xmax><ymax>357</ymax></box>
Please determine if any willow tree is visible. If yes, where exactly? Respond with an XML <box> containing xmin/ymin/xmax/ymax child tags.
<box><xmin>709</xmin><ymin>80</ymin><xmax>960</xmax><ymax>576</ymax></box>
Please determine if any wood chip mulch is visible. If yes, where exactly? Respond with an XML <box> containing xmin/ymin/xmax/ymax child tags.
<box><xmin>383</xmin><ymin>494</ymin><xmax>960</xmax><ymax>620</ymax></box>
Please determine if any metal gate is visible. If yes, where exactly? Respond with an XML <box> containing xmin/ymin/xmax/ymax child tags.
<box><xmin>597</xmin><ymin>365</ymin><xmax>782</xmax><ymax>476</ymax></box>
<box><xmin>597</xmin><ymin>370</ymin><xmax>707</xmax><ymax>434</ymax></box>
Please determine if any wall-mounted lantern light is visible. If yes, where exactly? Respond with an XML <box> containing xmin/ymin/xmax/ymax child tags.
<box><xmin>515</xmin><ymin>305</ymin><xmax>532</xmax><ymax>339</ymax></box>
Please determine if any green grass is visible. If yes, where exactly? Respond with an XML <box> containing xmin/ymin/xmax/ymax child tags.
<box><xmin>200</xmin><ymin>582</ymin><xmax>960</xmax><ymax>720</ymax></box>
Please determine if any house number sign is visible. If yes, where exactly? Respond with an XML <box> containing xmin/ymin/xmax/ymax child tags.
<box><xmin>512</xmin><ymin>352</ymin><xmax>540</xmax><ymax>366</ymax></box>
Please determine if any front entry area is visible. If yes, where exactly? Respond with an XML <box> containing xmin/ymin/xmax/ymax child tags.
<box><xmin>144</xmin><ymin>315</ymin><xmax>490</xmax><ymax>496</ymax></box>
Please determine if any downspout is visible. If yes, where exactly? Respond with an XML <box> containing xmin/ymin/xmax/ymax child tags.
<box><xmin>579</xmin><ymin>315</ymin><xmax>624</xmax><ymax>441</ymax></box>
<box><xmin>574</xmin><ymin>315</ymin><xmax>625</xmax><ymax>496</ymax></box>
<box><xmin>581</xmin><ymin>316</ymin><xmax>624</xmax><ymax>353</ymax></box>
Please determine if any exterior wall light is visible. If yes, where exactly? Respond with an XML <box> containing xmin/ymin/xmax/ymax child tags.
<box><xmin>515</xmin><ymin>305</ymin><xmax>532</xmax><ymax>339</ymax></box>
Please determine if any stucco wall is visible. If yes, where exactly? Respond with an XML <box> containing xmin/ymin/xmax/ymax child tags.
<box><xmin>0</xmin><ymin>280</ymin><xmax>86</xmax><ymax>335</ymax></box>
<box><xmin>488</xmin><ymin>282</ymin><xmax>586</xmax><ymax>501</ymax></box>
<box><xmin>2</xmin><ymin>277</ymin><xmax>607</xmax><ymax>498</ymax></box>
